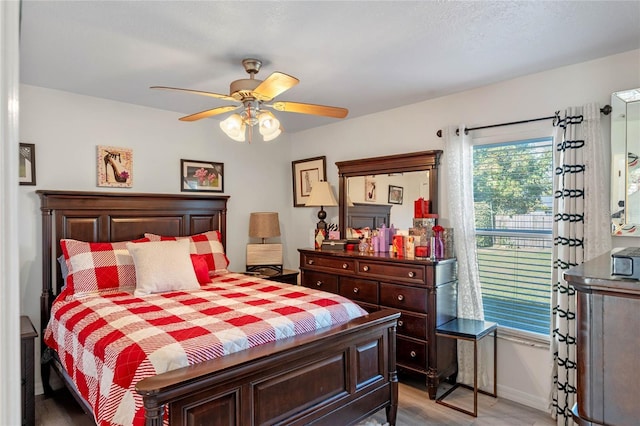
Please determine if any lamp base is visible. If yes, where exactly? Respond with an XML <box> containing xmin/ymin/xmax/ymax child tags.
<box><xmin>246</xmin><ymin>243</ymin><xmax>283</xmax><ymax>273</ymax></box>
<box><xmin>316</xmin><ymin>206</ymin><xmax>327</xmax><ymax>230</ymax></box>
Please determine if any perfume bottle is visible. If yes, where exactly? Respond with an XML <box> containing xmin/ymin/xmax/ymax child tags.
<box><xmin>358</xmin><ymin>237</ymin><xmax>368</xmax><ymax>253</ymax></box>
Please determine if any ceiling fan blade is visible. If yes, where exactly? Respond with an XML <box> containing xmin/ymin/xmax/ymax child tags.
<box><xmin>179</xmin><ymin>105</ymin><xmax>240</xmax><ymax>122</ymax></box>
<box><xmin>253</xmin><ymin>72</ymin><xmax>300</xmax><ymax>100</ymax></box>
<box><xmin>150</xmin><ymin>86</ymin><xmax>237</xmax><ymax>102</ymax></box>
<box><xmin>270</xmin><ymin>101</ymin><xmax>348</xmax><ymax>119</ymax></box>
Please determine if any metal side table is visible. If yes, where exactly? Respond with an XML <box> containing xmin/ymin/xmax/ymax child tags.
<box><xmin>435</xmin><ymin>318</ymin><xmax>497</xmax><ymax>417</ymax></box>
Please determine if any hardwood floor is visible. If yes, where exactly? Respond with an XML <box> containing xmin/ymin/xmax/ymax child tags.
<box><xmin>36</xmin><ymin>374</ymin><xmax>555</xmax><ymax>425</ymax></box>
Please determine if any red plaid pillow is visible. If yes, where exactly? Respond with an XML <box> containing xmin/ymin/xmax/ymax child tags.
<box><xmin>60</xmin><ymin>238</ymin><xmax>149</xmax><ymax>295</ymax></box>
<box><xmin>144</xmin><ymin>231</ymin><xmax>229</xmax><ymax>273</ymax></box>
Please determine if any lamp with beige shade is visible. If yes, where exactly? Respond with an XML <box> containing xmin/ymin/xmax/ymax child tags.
<box><xmin>246</xmin><ymin>212</ymin><xmax>282</xmax><ymax>274</ymax></box>
<box><xmin>304</xmin><ymin>181</ymin><xmax>338</xmax><ymax>230</ymax></box>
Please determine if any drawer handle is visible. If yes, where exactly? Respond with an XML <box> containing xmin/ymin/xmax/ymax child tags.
<box><xmin>363</xmin><ymin>265</ymin><xmax>370</xmax><ymax>272</ymax></box>
<box><xmin>408</xmin><ymin>271</ymin><xmax>415</xmax><ymax>278</ymax></box>
<box><xmin>316</xmin><ymin>281</ymin><xmax>323</xmax><ymax>287</ymax></box>
<box><xmin>308</xmin><ymin>259</ymin><xmax>315</xmax><ymax>265</ymax></box>
<box><xmin>398</xmin><ymin>320</ymin><xmax>404</xmax><ymax>327</ymax></box>
<box><xmin>397</xmin><ymin>294</ymin><xmax>404</xmax><ymax>301</ymax></box>
<box><xmin>342</xmin><ymin>263</ymin><xmax>348</xmax><ymax>269</ymax></box>
<box><xmin>410</xmin><ymin>351</ymin><xmax>417</xmax><ymax>358</ymax></box>
<box><xmin>353</xmin><ymin>287</ymin><xmax>359</xmax><ymax>294</ymax></box>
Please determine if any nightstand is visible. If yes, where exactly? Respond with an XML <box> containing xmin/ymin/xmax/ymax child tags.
<box><xmin>21</xmin><ymin>316</ymin><xmax>37</xmax><ymax>426</ymax></box>
<box><xmin>245</xmin><ymin>268</ymin><xmax>300</xmax><ymax>285</ymax></box>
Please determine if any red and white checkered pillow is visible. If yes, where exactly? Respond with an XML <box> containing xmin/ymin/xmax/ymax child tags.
<box><xmin>60</xmin><ymin>238</ymin><xmax>149</xmax><ymax>296</ymax></box>
<box><xmin>144</xmin><ymin>231</ymin><xmax>229</xmax><ymax>273</ymax></box>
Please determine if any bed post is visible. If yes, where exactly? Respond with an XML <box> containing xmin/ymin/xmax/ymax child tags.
<box><xmin>143</xmin><ymin>396</ymin><xmax>164</xmax><ymax>426</ymax></box>
<box><xmin>387</xmin><ymin>322</ymin><xmax>398</xmax><ymax>426</ymax></box>
<box><xmin>39</xmin><ymin>197</ymin><xmax>54</xmax><ymax>395</ymax></box>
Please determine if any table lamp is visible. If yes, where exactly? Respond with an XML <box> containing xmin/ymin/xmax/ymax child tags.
<box><xmin>305</xmin><ymin>181</ymin><xmax>338</xmax><ymax>230</ymax></box>
<box><xmin>247</xmin><ymin>212</ymin><xmax>283</xmax><ymax>274</ymax></box>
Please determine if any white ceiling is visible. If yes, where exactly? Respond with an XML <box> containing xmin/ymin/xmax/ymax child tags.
<box><xmin>19</xmin><ymin>1</ymin><xmax>640</xmax><ymax>134</ymax></box>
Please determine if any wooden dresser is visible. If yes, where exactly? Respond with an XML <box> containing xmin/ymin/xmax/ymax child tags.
<box><xmin>299</xmin><ymin>248</ymin><xmax>457</xmax><ymax>399</ymax></box>
<box><xmin>564</xmin><ymin>251</ymin><xmax>640</xmax><ymax>425</ymax></box>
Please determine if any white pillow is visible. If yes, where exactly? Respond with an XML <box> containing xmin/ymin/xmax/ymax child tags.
<box><xmin>126</xmin><ymin>239</ymin><xmax>200</xmax><ymax>296</ymax></box>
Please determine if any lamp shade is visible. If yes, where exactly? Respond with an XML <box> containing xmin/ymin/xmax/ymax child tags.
<box><xmin>305</xmin><ymin>181</ymin><xmax>338</xmax><ymax>207</ymax></box>
<box><xmin>249</xmin><ymin>212</ymin><xmax>280</xmax><ymax>239</ymax></box>
<box><xmin>220</xmin><ymin>114</ymin><xmax>246</xmax><ymax>142</ymax></box>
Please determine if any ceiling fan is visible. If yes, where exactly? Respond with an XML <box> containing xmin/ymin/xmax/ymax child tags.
<box><xmin>151</xmin><ymin>58</ymin><xmax>348</xmax><ymax>142</ymax></box>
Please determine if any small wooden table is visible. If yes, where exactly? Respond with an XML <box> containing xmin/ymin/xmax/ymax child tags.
<box><xmin>21</xmin><ymin>316</ymin><xmax>37</xmax><ymax>426</ymax></box>
<box><xmin>435</xmin><ymin>318</ymin><xmax>497</xmax><ymax>417</ymax></box>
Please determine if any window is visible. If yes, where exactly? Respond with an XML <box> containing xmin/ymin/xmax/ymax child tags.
<box><xmin>473</xmin><ymin>137</ymin><xmax>553</xmax><ymax>335</ymax></box>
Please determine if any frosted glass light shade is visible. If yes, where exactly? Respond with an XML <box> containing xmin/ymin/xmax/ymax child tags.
<box><xmin>258</xmin><ymin>111</ymin><xmax>281</xmax><ymax>141</ymax></box>
<box><xmin>220</xmin><ymin>113</ymin><xmax>246</xmax><ymax>142</ymax></box>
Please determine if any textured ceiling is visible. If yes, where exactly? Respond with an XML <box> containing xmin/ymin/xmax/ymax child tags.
<box><xmin>19</xmin><ymin>1</ymin><xmax>640</xmax><ymax>133</ymax></box>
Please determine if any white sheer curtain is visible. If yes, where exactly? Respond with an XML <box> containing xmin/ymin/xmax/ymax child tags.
<box><xmin>550</xmin><ymin>104</ymin><xmax>611</xmax><ymax>425</ymax></box>
<box><xmin>443</xmin><ymin>125</ymin><xmax>487</xmax><ymax>386</ymax></box>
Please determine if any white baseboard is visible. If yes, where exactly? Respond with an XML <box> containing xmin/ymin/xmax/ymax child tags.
<box><xmin>497</xmin><ymin>382</ymin><xmax>550</xmax><ymax>413</ymax></box>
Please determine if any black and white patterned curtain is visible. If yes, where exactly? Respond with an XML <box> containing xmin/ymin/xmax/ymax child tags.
<box><xmin>550</xmin><ymin>104</ymin><xmax>610</xmax><ymax>425</ymax></box>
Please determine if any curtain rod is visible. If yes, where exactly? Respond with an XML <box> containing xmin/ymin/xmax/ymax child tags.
<box><xmin>436</xmin><ymin>104</ymin><xmax>612</xmax><ymax>137</ymax></box>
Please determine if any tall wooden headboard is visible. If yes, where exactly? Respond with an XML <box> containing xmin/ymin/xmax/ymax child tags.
<box><xmin>37</xmin><ymin>190</ymin><xmax>229</xmax><ymax>345</ymax></box>
<box><xmin>347</xmin><ymin>202</ymin><xmax>392</xmax><ymax>229</ymax></box>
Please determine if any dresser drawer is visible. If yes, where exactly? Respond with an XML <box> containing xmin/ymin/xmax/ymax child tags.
<box><xmin>397</xmin><ymin>336</ymin><xmax>427</xmax><ymax>372</ymax></box>
<box><xmin>302</xmin><ymin>253</ymin><xmax>356</xmax><ymax>274</ymax></box>
<box><xmin>301</xmin><ymin>270</ymin><xmax>339</xmax><ymax>294</ymax></box>
<box><xmin>380</xmin><ymin>282</ymin><xmax>428</xmax><ymax>313</ymax></box>
<box><xmin>339</xmin><ymin>277</ymin><xmax>379</xmax><ymax>305</ymax></box>
<box><xmin>358</xmin><ymin>260</ymin><xmax>425</xmax><ymax>284</ymax></box>
<box><xmin>396</xmin><ymin>310</ymin><xmax>427</xmax><ymax>340</ymax></box>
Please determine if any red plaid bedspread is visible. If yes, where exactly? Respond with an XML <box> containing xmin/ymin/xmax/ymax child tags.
<box><xmin>44</xmin><ymin>273</ymin><xmax>366</xmax><ymax>425</ymax></box>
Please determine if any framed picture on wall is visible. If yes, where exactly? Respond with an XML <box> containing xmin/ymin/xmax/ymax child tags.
<box><xmin>388</xmin><ymin>185</ymin><xmax>403</xmax><ymax>204</ymax></box>
<box><xmin>19</xmin><ymin>143</ymin><xmax>36</xmax><ymax>186</ymax></box>
<box><xmin>365</xmin><ymin>176</ymin><xmax>376</xmax><ymax>202</ymax></box>
<box><xmin>181</xmin><ymin>159</ymin><xmax>224</xmax><ymax>192</ymax></box>
<box><xmin>97</xmin><ymin>145</ymin><xmax>133</xmax><ymax>188</ymax></box>
<box><xmin>292</xmin><ymin>156</ymin><xmax>326</xmax><ymax>207</ymax></box>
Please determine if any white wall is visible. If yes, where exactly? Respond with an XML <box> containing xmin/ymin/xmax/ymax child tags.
<box><xmin>18</xmin><ymin>49</ymin><xmax>640</xmax><ymax>411</ymax></box>
<box><xmin>288</xmin><ymin>49</ymin><xmax>640</xmax><ymax>411</ymax></box>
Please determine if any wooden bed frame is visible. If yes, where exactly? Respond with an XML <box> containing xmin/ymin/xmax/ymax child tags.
<box><xmin>38</xmin><ymin>190</ymin><xmax>399</xmax><ymax>426</ymax></box>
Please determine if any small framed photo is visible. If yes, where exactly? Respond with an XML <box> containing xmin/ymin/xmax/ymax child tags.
<box><xmin>97</xmin><ymin>145</ymin><xmax>133</xmax><ymax>188</ymax></box>
<box><xmin>19</xmin><ymin>143</ymin><xmax>36</xmax><ymax>186</ymax></box>
<box><xmin>365</xmin><ymin>176</ymin><xmax>377</xmax><ymax>202</ymax></box>
<box><xmin>181</xmin><ymin>159</ymin><xmax>224</xmax><ymax>193</ymax></box>
<box><xmin>292</xmin><ymin>156</ymin><xmax>326</xmax><ymax>207</ymax></box>
<box><xmin>388</xmin><ymin>185</ymin><xmax>403</xmax><ymax>204</ymax></box>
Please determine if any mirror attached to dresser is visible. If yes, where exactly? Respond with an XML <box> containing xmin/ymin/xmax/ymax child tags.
<box><xmin>335</xmin><ymin>150</ymin><xmax>442</xmax><ymax>237</ymax></box>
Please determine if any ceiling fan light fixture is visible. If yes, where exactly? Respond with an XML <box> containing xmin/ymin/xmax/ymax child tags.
<box><xmin>154</xmin><ymin>58</ymin><xmax>347</xmax><ymax>144</ymax></box>
<box><xmin>220</xmin><ymin>113</ymin><xmax>246</xmax><ymax>142</ymax></box>
<box><xmin>258</xmin><ymin>111</ymin><xmax>281</xmax><ymax>141</ymax></box>
<box><xmin>262</xmin><ymin>126</ymin><xmax>282</xmax><ymax>142</ymax></box>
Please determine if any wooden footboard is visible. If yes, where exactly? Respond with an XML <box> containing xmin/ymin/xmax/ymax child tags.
<box><xmin>136</xmin><ymin>310</ymin><xmax>399</xmax><ymax>426</ymax></box>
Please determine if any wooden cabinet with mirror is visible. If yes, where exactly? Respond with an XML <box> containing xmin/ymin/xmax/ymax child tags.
<box><xmin>336</xmin><ymin>150</ymin><xmax>442</xmax><ymax>236</ymax></box>
<box><xmin>299</xmin><ymin>150</ymin><xmax>458</xmax><ymax>399</ymax></box>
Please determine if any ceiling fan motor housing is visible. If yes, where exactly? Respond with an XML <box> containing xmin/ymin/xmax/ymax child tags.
<box><xmin>230</xmin><ymin>78</ymin><xmax>265</xmax><ymax>101</ymax></box>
